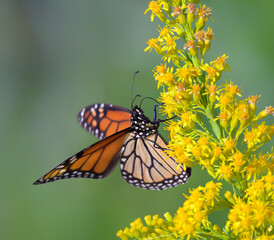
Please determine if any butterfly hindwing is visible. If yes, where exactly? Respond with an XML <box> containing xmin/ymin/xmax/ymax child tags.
<box><xmin>78</xmin><ymin>103</ymin><xmax>132</xmax><ymax>140</ymax></box>
<box><xmin>34</xmin><ymin>128</ymin><xmax>131</xmax><ymax>185</ymax></box>
<box><xmin>120</xmin><ymin>133</ymin><xmax>191</xmax><ymax>190</ymax></box>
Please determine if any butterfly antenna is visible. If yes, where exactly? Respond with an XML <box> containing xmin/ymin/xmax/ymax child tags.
<box><xmin>130</xmin><ymin>71</ymin><xmax>140</xmax><ymax>109</ymax></box>
<box><xmin>139</xmin><ymin>96</ymin><xmax>161</xmax><ymax>107</ymax></box>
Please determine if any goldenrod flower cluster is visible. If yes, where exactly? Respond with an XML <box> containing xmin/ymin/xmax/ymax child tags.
<box><xmin>117</xmin><ymin>213</ymin><xmax>176</xmax><ymax>240</ymax></box>
<box><xmin>118</xmin><ymin>0</ymin><xmax>273</xmax><ymax>239</ymax></box>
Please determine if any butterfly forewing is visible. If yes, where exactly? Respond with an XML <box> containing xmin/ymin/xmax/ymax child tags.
<box><xmin>78</xmin><ymin>103</ymin><xmax>132</xmax><ymax>140</ymax></box>
<box><xmin>34</xmin><ymin>128</ymin><xmax>131</xmax><ymax>185</ymax></box>
<box><xmin>120</xmin><ymin>133</ymin><xmax>191</xmax><ymax>190</ymax></box>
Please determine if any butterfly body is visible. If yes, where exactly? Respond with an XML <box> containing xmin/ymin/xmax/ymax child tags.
<box><xmin>34</xmin><ymin>103</ymin><xmax>191</xmax><ymax>190</ymax></box>
<box><xmin>131</xmin><ymin>106</ymin><xmax>158</xmax><ymax>138</ymax></box>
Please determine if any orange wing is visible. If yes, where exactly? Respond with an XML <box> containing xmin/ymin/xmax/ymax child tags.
<box><xmin>78</xmin><ymin>103</ymin><xmax>132</xmax><ymax>140</ymax></box>
<box><xmin>33</xmin><ymin>128</ymin><xmax>131</xmax><ymax>185</ymax></box>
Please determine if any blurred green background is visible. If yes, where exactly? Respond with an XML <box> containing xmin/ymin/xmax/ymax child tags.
<box><xmin>0</xmin><ymin>0</ymin><xmax>273</xmax><ymax>239</ymax></box>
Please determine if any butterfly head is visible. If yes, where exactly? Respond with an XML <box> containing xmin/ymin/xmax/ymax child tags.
<box><xmin>131</xmin><ymin>106</ymin><xmax>158</xmax><ymax>138</ymax></box>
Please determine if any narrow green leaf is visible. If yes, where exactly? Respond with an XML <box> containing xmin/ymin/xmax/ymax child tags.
<box><xmin>205</xmin><ymin>105</ymin><xmax>221</xmax><ymax>140</ymax></box>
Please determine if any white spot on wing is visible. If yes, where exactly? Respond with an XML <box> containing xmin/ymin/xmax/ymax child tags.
<box><xmin>95</xmin><ymin>129</ymin><xmax>99</xmax><ymax>136</ymax></box>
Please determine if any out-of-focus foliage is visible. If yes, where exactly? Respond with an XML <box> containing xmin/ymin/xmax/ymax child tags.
<box><xmin>0</xmin><ymin>0</ymin><xmax>273</xmax><ymax>239</ymax></box>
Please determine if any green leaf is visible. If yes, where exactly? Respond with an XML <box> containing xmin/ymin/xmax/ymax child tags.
<box><xmin>205</xmin><ymin>105</ymin><xmax>221</xmax><ymax>140</ymax></box>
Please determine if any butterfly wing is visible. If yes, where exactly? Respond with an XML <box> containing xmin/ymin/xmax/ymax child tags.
<box><xmin>78</xmin><ymin>103</ymin><xmax>132</xmax><ymax>140</ymax></box>
<box><xmin>120</xmin><ymin>133</ymin><xmax>191</xmax><ymax>190</ymax></box>
<box><xmin>34</xmin><ymin>128</ymin><xmax>131</xmax><ymax>185</ymax></box>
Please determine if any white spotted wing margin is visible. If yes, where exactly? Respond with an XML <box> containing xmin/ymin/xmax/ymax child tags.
<box><xmin>77</xmin><ymin>103</ymin><xmax>132</xmax><ymax>140</ymax></box>
<box><xmin>120</xmin><ymin>133</ymin><xmax>191</xmax><ymax>190</ymax></box>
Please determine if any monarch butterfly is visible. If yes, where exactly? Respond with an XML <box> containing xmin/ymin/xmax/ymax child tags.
<box><xmin>33</xmin><ymin>100</ymin><xmax>191</xmax><ymax>190</ymax></box>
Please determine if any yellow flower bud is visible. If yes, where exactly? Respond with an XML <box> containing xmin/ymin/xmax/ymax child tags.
<box><xmin>172</xmin><ymin>57</ymin><xmax>181</xmax><ymax>68</ymax></box>
<box><xmin>186</xmin><ymin>3</ymin><xmax>196</xmax><ymax>24</ymax></box>
<box><xmin>192</xmin><ymin>83</ymin><xmax>201</xmax><ymax>102</ymax></box>
<box><xmin>178</xmin><ymin>14</ymin><xmax>186</xmax><ymax>25</ymax></box>
<box><xmin>164</xmin><ymin>212</ymin><xmax>173</xmax><ymax>222</ymax></box>
<box><xmin>261</xmin><ymin>132</ymin><xmax>272</xmax><ymax>144</ymax></box>
<box><xmin>157</xmin><ymin>12</ymin><xmax>167</xmax><ymax>23</ymax></box>
<box><xmin>195</xmin><ymin>30</ymin><xmax>205</xmax><ymax>48</ymax></box>
<box><xmin>196</xmin><ymin>5</ymin><xmax>212</xmax><ymax>32</ymax></box>
<box><xmin>116</xmin><ymin>230</ymin><xmax>129</xmax><ymax>240</ymax></box>
<box><xmin>187</xmin><ymin>12</ymin><xmax>195</xmax><ymax>24</ymax></box>
<box><xmin>207</xmin><ymin>165</ymin><xmax>216</xmax><ymax>178</ymax></box>
<box><xmin>218</xmin><ymin>112</ymin><xmax>230</xmax><ymax>129</ymax></box>
<box><xmin>203</xmin><ymin>28</ymin><xmax>214</xmax><ymax>55</ymax></box>
<box><xmin>189</xmin><ymin>46</ymin><xmax>197</xmax><ymax>56</ymax></box>
<box><xmin>203</xmin><ymin>39</ymin><xmax>211</xmax><ymax>55</ymax></box>
<box><xmin>184</xmin><ymin>40</ymin><xmax>197</xmax><ymax>56</ymax></box>
<box><xmin>256</xmin><ymin>106</ymin><xmax>274</xmax><ymax>120</ymax></box>
<box><xmin>144</xmin><ymin>215</ymin><xmax>152</xmax><ymax>226</ymax></box>
<box><xmin>230</xmin><ymin>116</ymin><xmax>238</xmax><ymax>132</ymax></box>
<box><xmin>247</xmin><ymin>95</ymin><xmax>260</xmax><ymax>115</ymax></box>
<box><xmin>196</xmin><ymin>17</ymin><xmax>205</xmax><ymax>32</ymax></box>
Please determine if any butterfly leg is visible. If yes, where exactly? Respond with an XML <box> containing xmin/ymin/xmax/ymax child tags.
<box><xmin>158</xmin><ymin>115</ymin><xmax>177</xmax><ymax>123</ymax></box>
<box><xmin>153</xmin><ymin>103</ymin><xmax>164</xmax><ymax>123</ymax></box>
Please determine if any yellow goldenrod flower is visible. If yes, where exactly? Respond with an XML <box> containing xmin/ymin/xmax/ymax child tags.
<box><xmin>202</xmin><ymin>27</ymin><xmax>214</xmax><ymax>56</ymax></box>
<box><xmin>186</xmin><ymin>3</ymin><xmax>196</xmax><ymax>24</ymax></box>
<box><xmin>194</xmin><ymin>30</ymin><xmax>205</xmax><ymax>50</ymax></box>
<box><xmin>204</xmin><ymin>181</ymin><xmax>222</xmax><ymax>206</ymax></box>
<box><xmin>157</xmin><ymin>25</ymin><xmax>174</xmax><ymax>39</ymax></box>
<box><xmin>256</xmin><ymin>106</ymin><xmax>274</xmax><ymax>120</ymax></box>
<box><xmin>172</xmin><ymin>6</ymin><xmax>182</xmax><ymax>17</ymax></box>
<box><xmin>244</xmin><ymin>128</ymin><xmax>261</xmax><ymax>149</ymax></box>
<box><xmin>223</xmin><ymin>138</ymin><xmax>235</xmax><ymax>153</ymax></box>
<box><xmin>161</xmin><ymin>35</ymin><xmax>179</xmax><ymax>52</ymax></box>
<box><xmin>144</xmin><ymin>1</ymin><xmax>162</xmax><ymax>22</ymax></box>
<box><xmin>245</xmin><ymin>179</ymin><xmax>265</xmax><ymax>199</ymax></box>
<box><xmin>196</xmin><ymin>5</ymin><xmax>212</xmax><ymax>31</ymax></box>
<box><xmin>217</xmin><ymin>163</ymin><xmax>234</xmax><ymax>182</ymax></box>
<box><xmin>156</xmin><ymin>67</ymin><xmax>175</xmax><ymax>88</ymax></box>
<box><xmin>211</xmin><ymin>54</ymin><xmax>230</xmax><ymax>72</ymax></box>
<box><xmin>154</xmin><ymin>63</ymin><xmax>167</xmax><ymax>75</ymax></box>
<box><xmin>229</xmin><ymin>151</ymin><xmax>245</xmax><ymax>173</ymax></box>
<box><xmin>175</xmin><ymin>65</ymin><xmax>191</xmax><ymax>83</ymax></box>
<box><xmin>144</xmin><ymin>38</ymin><xmax>161</xmax><ymax>53</ymax></box>
<box><xmin>247</xmin><ymin>95</ymin><xmax>260</xmax><ymax>114</ymax></box>
<box><xmin>216</xmin><ymin>111</ymin><xmax>230</xmax><ymax>129</ymax></box>
<box><xmin>224</xmin><ymin>81</ymin><xmax>242</xmax><ymax>98</ymax></box>
<box><xmin>201</xmin><ymin>63</ymin><xmax>218</xmax><ymax>82</ymax></box>
<box><xmin>171</xmin><ymin>142</ymin><xmax>193</xmax><ymax>167</ymax></box>
<box><xmin>189</xmin><ymin>83</ymin><xmax>202</xmax><ymax>102</ymax></box>
<box><xmin>180</xmin><ymin>110</ymin><xmax>196</xmax><ymax>131</ymax></box>
<box><xmin>257</xmin><ymin>234</ymin><xmax>274</xmax><ymax>240</ymax></box>
<box><xmin>183</xmin><ymin>39</ymin><xmax>197</xmax><ymax>56</ymax></box>
<box><xmin>118</xmin><ymin>1</ymin><xmax>273</xmax><ymax>239</ymax></box>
